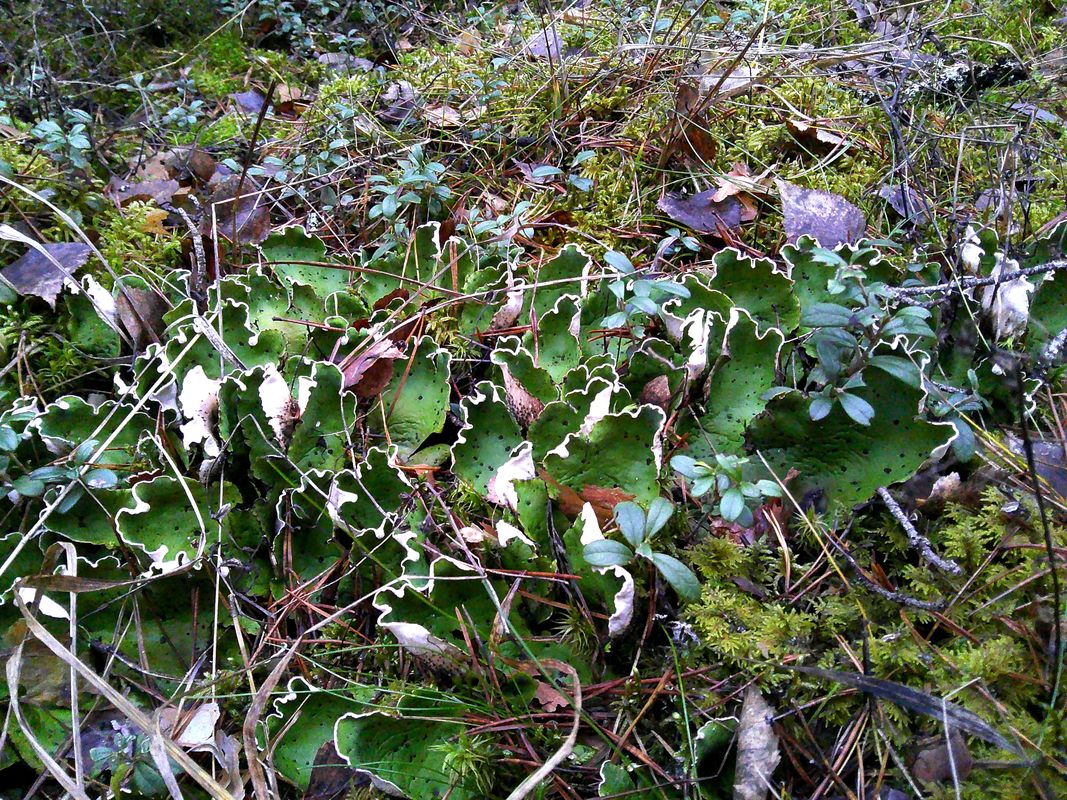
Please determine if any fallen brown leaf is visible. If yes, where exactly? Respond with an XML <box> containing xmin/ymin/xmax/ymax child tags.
<box><xmin>658</xmin><ymin>189</ymin><xmax>744</xmax><ymax>235</ymax></box>
<box><xmin>0</xmin><ymin>240</ymin><xmax>92</xmax><ymax>308</ymax></box>
<box><xmin>733</xmin><ymin>686</ymin><xmax>780</xmax><ymax>800</ymax></box>
<box><xmin>911</xmin><ymin>731</ymin><xmax>973</xmax><ymax>785</ymax></box>
<box><xmin>199</xmin><ymin>176</ymin><xmax>272</xmax><ymax>245</ymax></box>
<box><xmin>776</xmin><ymin>179</ymin><xmax>866</xmax><ymax>247</ymax></box>
<box><xmin>340</xmin><ymin>337</ymin><xmax>405</xmax><ymax>397</ymax></box>
<box><xmin>106</xmin><ymin>176</ymin><xmax>180</xmax><ymax>207</ymax></box>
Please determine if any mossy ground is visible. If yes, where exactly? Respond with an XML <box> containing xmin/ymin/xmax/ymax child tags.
<box><xmin>0</xmin><ymin>1</ymin><xmax>1064</xmax><ymax>798</ymax></box>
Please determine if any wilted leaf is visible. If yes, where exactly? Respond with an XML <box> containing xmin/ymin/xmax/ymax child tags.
<box><xmin>232</xmin><ymin>89</ymin><xmax>268</xmax><ymax>115</ymax></box>
<box><xmin>200</xmin><ymin>176</ymin><xmax>271</xmax><ymax>245</ymax></box>
<box><xmin>523</xmin><ymin>24</ymin><xmax>563</xmax><ymax>59</ymax></box>
<box><xmin>0</xmin><ymin>239</ymin><xmax>92</xmax><ymax>308</ymax></box>
<box><xmin>105</xmin><ymin>176</ymin><xmax>179</xmax><ymax>207</ymax></box>
<box><xmin>377</xmin><ymin>81</ymin><xmax>416</xmax><ymax>124</ymax></box>
<box><xmin>116</xmin><ymin>284</ymin><xmax>167</xmax><ymax>351</ymax></box>
<box><xmin>658</xmin><ymin>189</ymin><xmax>743</xmax><ymax>234</ymax></box>
<box><xmin>776</xmin><ymin>179</ymin><xmax>866</xmax><ymax>247</ymax></box>
<box><xmin>911</xmin><ymin>731</ymin><xmax>973</xmax><ymax>785</ymax></box>
<box><xmin>733</xmin><ymin>686</ymin><xmax>780</xmax><ymax>800</ymax></box>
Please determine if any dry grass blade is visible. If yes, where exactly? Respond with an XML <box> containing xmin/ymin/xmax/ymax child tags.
<box><xmin>505</xmin><ymin>659</ymin><xmax>581</xmax><ymax>800</ymax></box>
<box><xmin>13</xmin><ymin>590</ymin><xmax>238</xmax><ymax>800</ymax></box>
<box><xmin>783</xmin><ymin>664</ymin><xmax>1023</xmax><ymax>755</ymax></box>
<box><xmin>5</xmin><ymin>640</ymin><xmax>92</xmax><ymax>800</ymax></box>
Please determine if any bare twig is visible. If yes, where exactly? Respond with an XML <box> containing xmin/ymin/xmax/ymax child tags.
<box><xmin>878</xmin><ymin>487</ymin><xmax>963</xmax><ymax>575</ymax></box>
<box><xmin>889</xmin><ymin>258</ymin><xmax>1067</xmax><ymax>297</ymax></box>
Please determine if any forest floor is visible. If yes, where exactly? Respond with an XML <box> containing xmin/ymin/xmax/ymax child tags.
<box><xmin>0</xmin><ymin>1</ymin><xmax>1066</xmax><ymax>798</ymax></box>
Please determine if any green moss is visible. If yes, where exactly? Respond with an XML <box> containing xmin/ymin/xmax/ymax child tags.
<box><xmin>95</xmin><ymin>202</ymin><xmax>183</xmax><ymax>283</ymax></box>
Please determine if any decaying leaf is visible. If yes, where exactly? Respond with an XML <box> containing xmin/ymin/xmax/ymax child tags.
<box><xmin>501</xmin><ymin>367</ymin><xmax>546</xmax><ymax>427</ymax></box>
<box><xmin>105</xmin><ymin>175</ymin><xmax>179</xmax><ymax>207</ymax></box>
<box><xmin>377</xmin><ymin>81</ymin><xmax>416</xmax><ymax>124</ymax></box>
<box><xmin>421</xmin><ymin>103</ymin><xmax>482</xmax><ymax>127</ymax></box>
<box><xmin>777</xmin><ymin>179</ymin><xmax>866</xmax><ymax>247</ymax></box>
<box><xmin>200</xmin><ymin>176</ymin><xmax>272</xmax><ymax>245</ymax></box>
<box><xmin>658</xmin><ymin>189</ymin><xmax>744</xmax><ymax>234</ymax></box>
<box><xmin>232</xmin><ymin>89</ymin><xmax>268</xmax><ymax>116</ymax></box>
<box><xmin>667</xmin><ymin>82</ymin><xmax>717</xmax><ymax>164</ymax></box>
<box><xmin>116</xmin><ymin>285</ymin><xmax>167</xmax><ymax>351</ymax></box>
<box><xmin>0</xmin><ymin>236</ymin><xmax>92</xmax><ymax>308</ymax></box>
<box><xmin>340</xmin><ymin>336</ymin><xmax>404</xmax><ymax>397</ymax></box>
<box><xmin>879</xmin><ymin>183</ymin><xmax>932</xmax><ymax>227</ymax></box>
<box><xmin>786</xmin><ymin>118</ymin><xmax>851</xmax><ymax>151</ymax></box>
<box><xmin>733</xmin><ymin>686</ymin><xmax>780</xmax><ymax>800</ymax></box>
<box><xmin>911</xmin><ymin>731</ymin><xmax>973</xmax><ymax>785</ymax></box>
<box><xmin>523</xmin><ymin>24</ymin><xmax>563</xmax><ymax>60</ymax></box>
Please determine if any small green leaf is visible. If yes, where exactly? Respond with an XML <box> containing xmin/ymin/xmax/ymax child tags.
<box><xmin>604</xmin><ymin>250</ymin><xmax>634</xmax><ymax>274</ymax></box>
<box><xmin>761</xmin><ymin>386</ymin><xmax>794</xmax><ymax>401</ymax></box>
<box><xmin>670</xmin><ymin>455</ymin><xmax>700</xmax><ymax>478</ymax></box>
<box><xmin>801</xmin><ymin>303</ymin><xmax>853</xmax><ymax>328</ymax></box>
<box><xmin>838</xmin><ymin>392</ymin><xmax>875</xmax><ymax>426</ymax></box>
<box><xmin>583</xmin><ymin>539</ymin><xmax>634</xmax><ymax>567</ymax></box>
<box><xmin>809</xmin><ymin>396</ymin><xmax>833</xmax><ymax>421</ymax></box>
<box><xmin>29</xmin><ymin>466</ymin><xmax>69</xmax><ymax>482</ymax></box>
<box><xmin>649</xmin><ymin>552</ymin><xmax>701</xmax><ymax>601</ymax></box>
<box><xmin>12</xmin><ymin>476</ymin><xmax>45</xmax><ymax>497</ymax></box>
<box><xmin>56</xmin><ymin>484</ymin><xmax>85</xmax><ymax>514</ymax></box>
<box><xmin>84</xmin><ymin>468</ymin><xmax>118</xmax><ymax>490</ymax></box>
<box><xmin>868</xmin><ymin>355</ymin><xmax>922</xmax><ymax>388</ymax></box>
<box><xmin>614</xmin><ymin>502</ymin><xmax>646</xmax><ymax>548</ymax></box>
<box><xmin>644</xmin><ymin>497</ymin><xmax>673</xmax><ymax>538</ymax></box>
<box><xmin>531</xmin><ymin>164</ymin><xmax>563</xmax><ymax>178</ymax></box>
<box><xmin>72</xmin><ymin>439</ymin><xmax>99</xmax><ymax>464</ymax></box>
<box><xmin>0</xmin><ymin>425</ymin><xmax>17</xmax><ymax>451</ymax></box>
<box><xmin>719</xmin><ymin>488</ymin><xmax>745</xmax><ymax>522</ymax></box>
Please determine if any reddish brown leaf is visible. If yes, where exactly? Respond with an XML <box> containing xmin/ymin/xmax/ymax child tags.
<box><xmin>340</xmin><ymin>338</ymin><xmax>404</xmax><ymax>397</ymax></box>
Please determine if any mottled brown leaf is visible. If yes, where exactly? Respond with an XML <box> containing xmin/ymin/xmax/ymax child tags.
<box><xmin>199</xmin><ymin>176</ymin><xmax>271</xmax><ymax>245</ymax></box>
<box><xmin>733</xmin><ymin>686</ymin><xmax>780</xmax><ymax>800</ymax></box>
<box><xmin>777</xmin><ymin>179</ymin><xmax>866</xmax><ymax>247</ymax></box>
<box><xmin>1</xmin><ymin>241</ymin><xmax>91</xmax><ymax>307</ymax></box>
<box><xmin>658</xmin><ymin>189</ymin><xmax>744</xmax><ymax>234</ymax></box>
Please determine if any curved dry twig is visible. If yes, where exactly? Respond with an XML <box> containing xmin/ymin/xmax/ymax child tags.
<box><xmin>878</xmin><ymin>487</ymin><xmax>962</xmax><ymax>575</ymax></box>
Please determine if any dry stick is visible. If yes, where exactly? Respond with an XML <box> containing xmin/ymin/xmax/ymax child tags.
<box><xmin>1013</xmin><ymin>362</ymin><xmax>1064</xmax><ymax>723</ymax></box>
<box><xmin>877</xmin><ymin>487</ymin><xmax>963</xmax><ymax>575</ymax></box>
<box><xmin>826</xmin><ymin>534</ymin><xmax>947</xmax><ymax>612</ymax></box>
<box><xmin>889</xmin><ymin>258</ymin><xmax>1067</xmax><ymax>297</ymax></box>
<box><xmin>229</xmin><ymin>79</ymin><xmax>276</xmax><ymax>271</ymax></box>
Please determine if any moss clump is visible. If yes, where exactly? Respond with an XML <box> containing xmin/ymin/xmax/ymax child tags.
<box><xmin>96</xmin><ymin>202</ymin><xmax>183</xmax><ymax>283</ymax></box>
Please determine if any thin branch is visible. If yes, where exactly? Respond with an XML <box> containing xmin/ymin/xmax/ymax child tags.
<box><xmin>878</xmin><ymin>487</ymin><xmax>963</xmax><ymax>575</ymax></box>
<box><xmin>889</xmin><ymin>258</ymin><xmax>1067</xmax><ymax>297</ymax></box>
